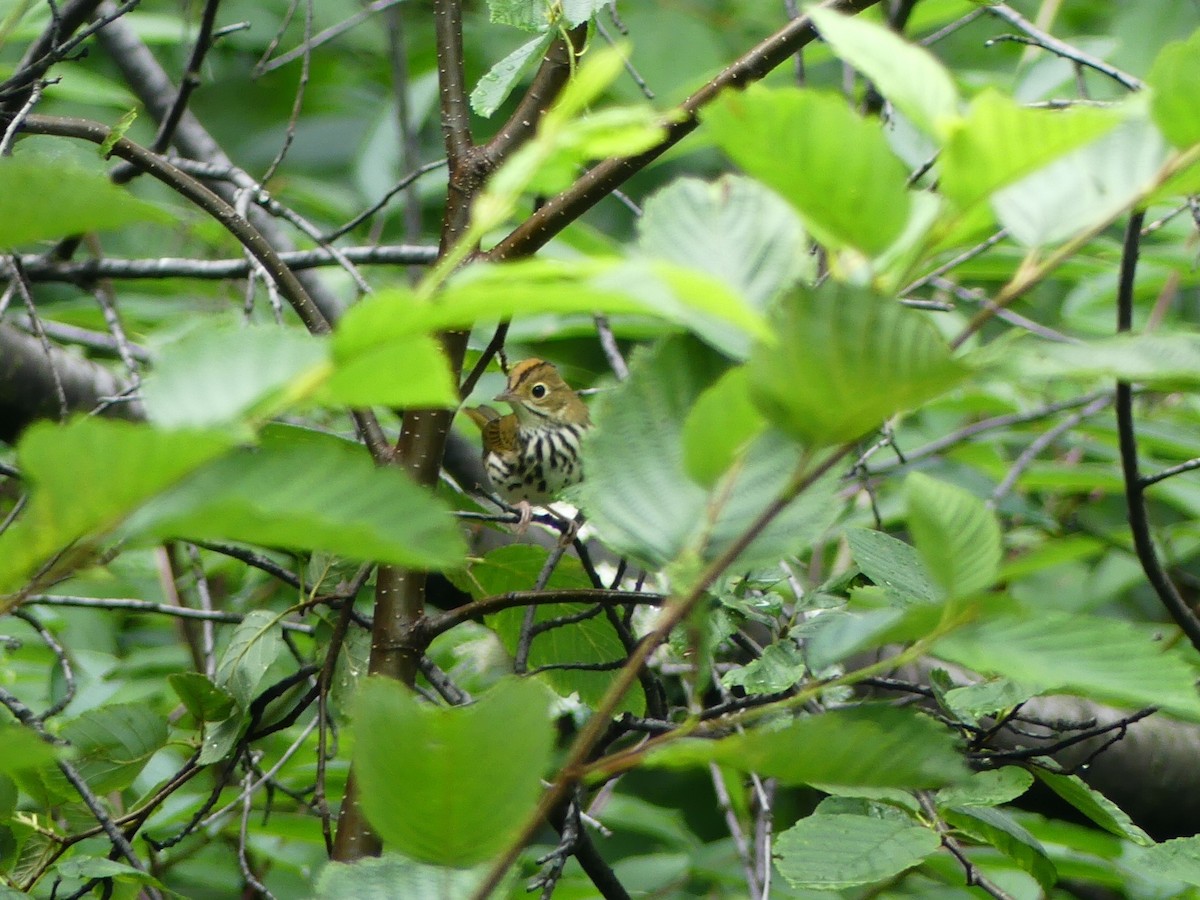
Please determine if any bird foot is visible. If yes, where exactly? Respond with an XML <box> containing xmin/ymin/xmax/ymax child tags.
<box><xmin>513</xmin><ymin>500</ymin><xmax>534</xmax><ymax>535</ymax></box>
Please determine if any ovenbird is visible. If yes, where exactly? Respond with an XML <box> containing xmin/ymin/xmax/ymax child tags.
<box><xmin>463</xmin><ymin>359</ymin><xmax>591</xmax><ymax>528</ymax></box>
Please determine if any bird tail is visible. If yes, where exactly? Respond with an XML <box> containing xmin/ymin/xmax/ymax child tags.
<box><xmin>462</xmin><ymin>405</ymin><xmax>501</xmax><ymax>430</ymax></box>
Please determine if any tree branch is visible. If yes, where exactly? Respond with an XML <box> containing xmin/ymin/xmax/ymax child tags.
<box><xmin>20</xmin><ymin>115</ymin><xmax>330</xmax><ymax>334</ymax></box>
<box><xmin>1113</xmin><ymin>211</ymin><xmax>1200</xmax><ymax>652</ymax></box>
<box><xmin>0</xmin><ymin>321</ymin><xmax>141</xmax><ymax>442</ymax></box>
<box><xmin>486</xmin><ymin>0</ymin><xmax>882</xmax><ymax>262</ymax></box>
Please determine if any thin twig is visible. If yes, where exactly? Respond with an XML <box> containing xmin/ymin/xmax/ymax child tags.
<box><xmin>989</xmin><ymin>394</ymin><xmax>1113</xmax><ymax>507</ymax></box>
<box><xmin>24</xmin><ymin>595</ymin><xmax>314</xmax><ymax>632</ymax></box>
<box><xmin>1141</xmin><ymin>457</ymin><xmax>1200</xmax><ymax>488</ymax></box>
<box><xmin>256</xmin><ymin>0</ymin><xmax>407</xmax><ymax>74</ymax></box>
<box><xmin>982</xmin><ymin>5</ymin><xmax>1143</xmax><ymax>91</ymax></box>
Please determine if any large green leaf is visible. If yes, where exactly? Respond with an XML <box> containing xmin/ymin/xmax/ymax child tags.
<box><xmin>573</xmin><ymin>338</ymin><xmax>841</xmax><ymax>569</ymax></box>
<box><xmin>800</xmin><ymin>602</ymin><xmax>943</xmax><ymax>672</ymax></box>
<box><xmin>1148</xmin><ymin>27</ymin><xmax>1200</xmax><ymax>148</ymax></box>
<box><xmin>572</xmin><ymin>338</ymin><xmax>716</xmax><ymax>567</ymax></box>
<box><xmin>933</xmin><ymin>609</ymin><xmax>1200</xmax><ymax>721</ymax></box>
<box><xmin>1127</xmin><ymin>836</ymin><xmax>1200</xmax><ymax>886</ymax></box>
<box><xmin>680</xmin><ymin>367</ymin><xmax>766</xmax><ymax>487</ymax></box>
<box><xmin>122</xmin><ymin>427</ymin><xmax>466</xmax><ymax>570</ymax></box>
<box><xmin>0</xmin><ymin>726</ymin><xmax>58</xmax><ymax>775</ymax></box>
<box><xmin>939</xmin><ymin>90</ymin><xmax>1122</xmax><ymax>212</ymax></box>
<box><xmin>0</xmin><ymin>150</ymin><xmax>171</xmax><ymax>247</ymax></box>
<box><xmin>60</xmin><ymin>703</ymin><xmax>168</xmax><ymax>794</ymax></box>
<box><xmin>453</xmin><ymin>545</ymin><xmax>645</xmax><ymax>714</ymax></box>
<box><xmin>906</xmin><ymin>473</ymin><xmax>1002</xmax><ymax>600</ymax></box>
<box><xmin>0</xmin><ymin>419</ymin><xmax>235</xmax><ymax>595</ymax></box>
<box><xmin>643</xmin><ymin>706</ymin><xmax>970</xmax><ymax>789</ymax></box>
<box><xmin>747</xmin><ymin>283</ymin><xmax>966</xmax><ymax>447</ymax></box>
<box><xmin>809</xmin><ymin>6</ymin><xmax>958</xmax><ymax>136</ymax></box>
<box><xmin>321</xmin><ymin>331</ymin><xmax>458</xmax><ymax>409</ymax></box>
<box><xmin>702</xmin><ymin>85</ymin><xmax>910</xmax><ymax>255</ymax></box>
<box><xmin>142</xmin><ymin>321</ymin><xmax>328</xmax><ymax>428</ymax></box>
<box><xmin>353</xmin><ymin>677</ymin><xmax>554</xmax><ymax>866</ymax></box>
<box><xmin>314</xmin><ymin>854</ymin><xmax>504</xmax><ymax>900</ymax></box>
<box><xmin>993</xmin><ymin>116</ymin><xmax>1170</xmax><ymax>247</ymax></box>
<box><xmin>774</xmin><ymin>814</ymin><xmax>940</xmax><ymax>889</ymax></box>
<box><xmin>1005</xmin><ymin>332</ymin><xmax>1200</xmax><ymax>386</ymax></box>
<box><xmin>335</xmin><ymin>258</ymin><xmax>767</xmax><ymax>362</ymax></box>
<box><xmin>637</xmin><ymin>175</ymin><xmax>811</xmax><ymax>309</ymax></box>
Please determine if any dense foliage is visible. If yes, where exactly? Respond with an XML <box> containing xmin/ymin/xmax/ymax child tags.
<box><xmin>2</xmin><ymin>0</ymin><xmax>1200</xmax><ymax>897</ymax></box>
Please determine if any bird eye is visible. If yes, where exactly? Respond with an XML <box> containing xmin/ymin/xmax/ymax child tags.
<box><xmin>531</xmin><ymin>383</ymin><xmax>547</xmax><ymax>399</ymax></box>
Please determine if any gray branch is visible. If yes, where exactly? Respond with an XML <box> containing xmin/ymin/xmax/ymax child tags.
<box><xmin>0</xmin><ymin>322</ymin><xmax>142</xmax><ymax>442</ymax></box>
<box><xmin>14</xmin><ymin>244</ymin><xmax>438</xmax><ymax>284</ymax></box>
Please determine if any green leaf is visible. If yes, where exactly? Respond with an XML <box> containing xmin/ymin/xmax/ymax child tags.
<box><xmin>993</xmin><ymin>116</ymin><xmax>1170</xmax><ymax>247</ymax></box>
<box><xmin>314</xmin><ymin>854</ymin><xmax>503</xmax><ymax>900</ymax></box>
<box><xmin>462</xmin><ymin>545</ymin><xmax>645</xmax><ymax>714</ymax></box>
<box><xmin>905</xmin><ymin>473</ymin><xmax>1001</xmax><ymax>600</ymax></box>
<box><xmin>703</xmin><ymin>85</ymin><xmax>910</xmax><ymax>255</ymax></box>
<box><xmin>321</xmin><ymin>331</ymin><xmax>458</xmax><ymax>408</ymax></box>
<box><xmin>1127</xmin><ymin>836</ymin><xmax>1200</xmax><ymax>886</ymax></box>
<box><xmin>939</xmin><ymin>90</ymin><xmax>1122</xmax><ymax>211</ymax></box>
<box><xmin>123</xmin><ymin>427</ymin><xmax>466</xmax><ymax>570</ymax></box>
<box><xmin>0</xmin><ymin>725</ymin><xmax>57</xmax><ymax>775</ymax></box>
<box><xmin>487</xmin><ymin>0</ymin><xmax>546</xmax><ymax>29</ymax></box>
<box><xmin>142</xmin><ymin>320</ymin><xmax>328</xmax><ymax>428</ymax></box>
<box><xmin>0</xmin><ymin>419</ymin><xmax>235</xmax><ymax>595</ymax></box>
<box><xmin>169</xmin><ymin>673</ymin><xmax>237</xmax><ymax>723</ymax></box>
<box><xmin>1033</xmin><ymin>770</ymin><xmax>1153</xmax><ymax>845</ymax></box>
<box><xmin>846</xmin><ymin>528</ymin><xmax>941</xmax><ymax>604</ymax></box>
<box><xmin>52</xmin><ymin>857</ymin><xmax>168</xmax><ymax>891</ymax></box>
<box><xmin>1006</xmin><ymin>332</ymin><xmax>1200</xmax><ymax>387</ymax></box>
<box><xmin>336</xmin><ymin>258</ymin><xmax>767</xmax><ymax>362</ymax></box>
<box><xmin>747</xmin><ymin>283</ymin><xmax>966</xmax><ymax>447</ymax></box>
<box><xmin>800</xmin><ymin>604</ymin><xmax>942</xmax><ymax>672</ymax></box>
<box><xmin>720</xmin><ymin>640</ymin><xmax>806</xmax><ymax>695</ymax></box>
<box><xmin>470</xmin><ymin>31</ymin><xmax>555</xmax><ymax>118</ymax></box>
<box><xmin>809</xmin><ymin>6</ymin><xmax>958</xmax><ymax>136</ymax></box>
<box><xmin>198</xmin><ymin>714</ymin><xmax>247</xmax><ymax>765</ymax></box>
<box><xmin>353</xmin><ymin>677</ymin><xmax>554</xmax><ymax>866</ymax></box>
<box><xmin>681</xmin><ymin>367</ymin><xmax>766</xmax><ymax>487</ymax></box>
<box><xmin>943</xmin><ymin>806</ymin><xmax>1056</xmax><ymax>892</ymax></box>
<box><xmin>774</xmin><ymin>814</ymin><xmax>940</xmax><ymax>889</ymax></box>
<box><xmin>637</xmin><ymin>175</ymin><xmax>811</xmax><ymax>309</ymax></box>
<box><xmin>644</xmin><ymin>706</ymin><xmax>969</xmax><ymax>789</ymax></box>
<box><xmin>0</xmin><ymin>151</ymin><xmax>171</xmax><ymax>247</ymax></box>
<box><xmin>1148</xmin><ymin>27</ymin><xmax>1200</xmax><ymax>148</ymax></box>
<box><xmin>574</xmin><ymin>338</ymin><xmax>840</xmax><ymax>569</ymax></box>
<box><xmin>936</xmin><ymin>767</ymin><xmax>1034</xmax><ymax>809</ymax></box>
<box><xmin>934</xmin><ymin>609</ymin><xmax>1200</xmax><ymax>722</ymax></box>
<box><xmin>97</xmin><ymin>108</ymin><xmax>137</xmax><ymax>157</ymax></box>
<box><xmin>214</xmin><ymin>609</ymin><xmax>286</xmax><ymax>709</ymax></box>
<box><xmin>61</xmin><ymin>703</ymin><xmax>168</xmax><ymax>794</ymax></box>
<box><xmin>941</xmin><ymin>678</ymin><xmax>1036</xmax><ymax>726</ymax></box>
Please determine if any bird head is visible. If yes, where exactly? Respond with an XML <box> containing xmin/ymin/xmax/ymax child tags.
<box><xmin>495</xmin><ymin>359</ymin><xmax>591</xmax><ymax>427</ymax></box>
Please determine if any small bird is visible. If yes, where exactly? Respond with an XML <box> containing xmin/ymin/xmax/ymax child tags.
<box><xmin>462</xmin><ymin>359</ymin><xmax>591</xmax><ymax>530</ymax></box>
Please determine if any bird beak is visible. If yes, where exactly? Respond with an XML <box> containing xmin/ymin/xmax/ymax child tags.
<box><xmin>494</xmin><ymin>390</ymin><xmax>517</xmax><ymax>404</ymax></box>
